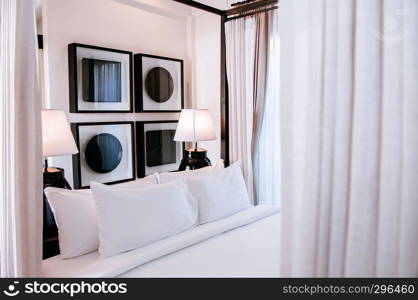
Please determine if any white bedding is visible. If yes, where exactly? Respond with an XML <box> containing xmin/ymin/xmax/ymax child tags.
<box><xmin>42</xmin><ymin>206</ymin><xmax>280</xmax><ymax>278</ymax></box>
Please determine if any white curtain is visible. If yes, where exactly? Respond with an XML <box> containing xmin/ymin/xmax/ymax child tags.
<box><xmin>226</xmin><ymin>16</ymin><xmax>257</xmax><ymax>203</ymax></box>
<box><xmin>0</xmin><ymin>0</ymin><xmax>43</xmax><ymax>277</ymax></box>
<box><xmin>254</xmin><ymin>13</ymin><xmax>280</xmax><ymax>206</ymax></box>
<box><xmin>226</xmin><ymin>10</ymin><xmax>279</xmax><ymax>205</ymax></box>
<box><xmin>280</xmin><ymin>0</ymin><xmax>418</xmax><ymax>277</ymax></box>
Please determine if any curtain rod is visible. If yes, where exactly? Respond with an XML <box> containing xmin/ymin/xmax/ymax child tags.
<box><xmin>230</xmin><ymin>0</ymin><xmax>258</xmax><ymax>7</ymax></box>
<box><xmin>225</xmin><ymin>5</ymin><xmax>278</xmax><ymax>22</ymax></box>
<box><xmin>225</xmin><ymin>0</ymin><xmax>278</xmax><ymax>16</ymax></box>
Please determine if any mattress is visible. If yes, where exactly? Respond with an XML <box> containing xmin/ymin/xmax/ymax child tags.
<box><xmin>42</xmin><ymin>205</ymin><xmax>280</xmax><ymax>278</ymax></box>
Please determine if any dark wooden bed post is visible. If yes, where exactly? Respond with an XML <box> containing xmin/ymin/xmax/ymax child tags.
<box><xmin>172</xmin><ymin>0</ymin><xmax>230</xmax><ymax>166</ymax></box>
<box><xmin>220</xmin><ymin>14</ymin><xmax>229</xmax><ymax>167</ymax></box>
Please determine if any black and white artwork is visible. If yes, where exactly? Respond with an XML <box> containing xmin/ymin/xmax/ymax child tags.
<box><xmin>136</xmin><ymin>121</ymin><xmax>183</xmax><ymax>177</ymax></box>
<box><xmin>82</xmin><ymin>59</ymin><xmax>122</xmax><ymax>103</ymax></box>
<box><xmin>69</xmin><ymin>43</ymin><xmax>133</xmax><ymax>113</ymax></box>
<box><xmin>71</xmin><ymin>122</ymin><xmax>135</xmax><ymax>188</ymax></box>
<box><xmin>134</xmin><ymin>54</ymin><xmax>184</xmax><ymax>112</ymax></box>
<box><xmin>84</xmin><ymin>133</ymin><xmax>123</xmax><ymax>173</ymax></box>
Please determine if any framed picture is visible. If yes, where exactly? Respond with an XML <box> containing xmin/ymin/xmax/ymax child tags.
<box><xmin>136</xmin><ymin>121</ymin><xmax>183</xmax><ymax>178</ymax></box>
<box><xmin>71</xmin><ymin>122</ymin><xmax>135</xmax><ymax>189</ymax></box>
<box><xmin>134</xmin><ymin>54</ymin><xmax>184</xmax><ymax>112</ymax></box>
<box><xmin>68</xmin><ymin>43</ymin><xmax>133</xmax><ymax>113</ymax></box>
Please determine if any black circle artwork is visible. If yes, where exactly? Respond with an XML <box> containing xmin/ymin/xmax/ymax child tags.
<box><xmin>145</xmin><ymin>67</ymin><xmax>174</xmax><ymax>103</ymax></box>
<box><xmin>85</xmin><ymin>133</ymin><xmax>123</xmax><ymax>174</ymax></box>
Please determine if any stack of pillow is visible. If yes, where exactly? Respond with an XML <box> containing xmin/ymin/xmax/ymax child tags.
<box><xmin>44</xmin><ymin>161</ymin><xmax>251</xmax><ymax>259</ymax></box>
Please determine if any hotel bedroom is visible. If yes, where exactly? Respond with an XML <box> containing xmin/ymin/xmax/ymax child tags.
<box><xmin>0</xmin><ymin>0</ymin><xmax>417</xmax><ymax>284</ymax></box>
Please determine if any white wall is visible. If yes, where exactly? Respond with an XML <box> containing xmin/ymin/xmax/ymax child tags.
<box><xmin>42</xmin><ymin>0</ymin><xmax>221</xmax><ymax>186</ymax></box>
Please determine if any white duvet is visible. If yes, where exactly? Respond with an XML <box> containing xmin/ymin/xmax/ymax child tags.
<box><xmin>42</xmin><ymin>206</ymin><xmax>280</xmax><ymax>278</ymax></box>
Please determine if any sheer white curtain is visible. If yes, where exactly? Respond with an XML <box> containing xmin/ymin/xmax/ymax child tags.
<box><xmin>0</xmin><ymin>0</ymin><xmax>42</xmax><ymax>277</ymax></box>
<box><xmin>254</xmin><ymin>14</ymin><xmax>280</xmax><ymax>206</ymax></box>
<box><xmin>226</xmin><ymin>10</ymin><xmax>279</xmax><ymax>205</ymax></box>
<box><xmin>226</xmin><ymin>16</ymin><xmax>257</xmax><ymax>203</ymax></box>
<box><xmin>280</xmin><ymin>0</ymin><xmax>418</xmax><ymax>277</ymax></box>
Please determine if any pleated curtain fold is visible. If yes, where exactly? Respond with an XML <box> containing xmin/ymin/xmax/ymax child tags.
<box><xmin>280</xmin><ymin>0</ymin><xmax>418</xmax><ymax>277</ymax></box>
<box><xmin>226</xmin><ymin>10</ymin><xmax>278</xmax><ymax>204</ymax></box>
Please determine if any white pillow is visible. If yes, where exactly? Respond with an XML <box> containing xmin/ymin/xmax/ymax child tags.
<box><xmin>157</xmin><ymin>159</ymin><xmax>224</xmax><ymax>184</ymax></box>
<box><xmin>44</xmin><ymin>188</ymin><xmax>98</xmax><ymax>259</ymax></box>
<box><xmin>90</xmin><ymin>180</ymin><xmax>198</xmax><ymax>258</ymax></box>
<box><xmin>186</xmin><ymin>163</ymin><xmax>251</xmax><ymax>224</ymax></box>
<box><xmin>44</xmin><ymin>175</ymin><xmax>158</xmax><ymax>259</ymax></box>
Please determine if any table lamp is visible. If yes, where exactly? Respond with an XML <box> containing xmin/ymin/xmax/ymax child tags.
<box><xmin>42</xmin><ymin>110</ymin><xmax>78</xmax><ymax>189</ymax></box>
<box><xmin>42</xmin><ymin>110</ymin><xmax>79</xmax><ymax>258</ymax></box>
<box><xmin>174</xmin><ymin>109</ymin><xmax>216</xmax><ymax>171</ymax></box>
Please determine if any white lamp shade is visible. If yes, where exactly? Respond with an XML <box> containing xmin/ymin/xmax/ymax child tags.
<box><xmin>174</xmin><ymin>109</ymin><xmax>217</xmax><ymax>142</ymax></box>
<box><xmin>42</xmin><ymin>110</ymin><xmax>78</xmax><ymax>157</ymax></box>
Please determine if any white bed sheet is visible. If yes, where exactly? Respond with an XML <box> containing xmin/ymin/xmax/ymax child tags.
<box><xmin>121</xmin><ymin>212</ymin><xmax>280</xmax><ymax>278</ymax></box>
<box><xmin>42</xmin><ymin>206</ymin><xmax>280</xmax><ymax>278</ymax></box>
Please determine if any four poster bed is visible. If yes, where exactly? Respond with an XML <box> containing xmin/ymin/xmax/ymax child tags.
<box><xmin>42</xmin><ymin>0</ymin><xmax>280</xmax><ymax>278</ymax></box>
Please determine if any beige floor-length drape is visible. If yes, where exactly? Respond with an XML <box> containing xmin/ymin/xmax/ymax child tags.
<box><xmin>280</xmin><ymin>0</ymin><xmax>418</xmax><ymax>277</ymax></box>
<box><xmin>0</xmin><ymin>0</ymin><xmax>43</xmax><ymax>277</ymax></box>
<box><xmin>226</xmin><ymin>11</ymin><xmax>275</xmax><ymax>204</ymax></box>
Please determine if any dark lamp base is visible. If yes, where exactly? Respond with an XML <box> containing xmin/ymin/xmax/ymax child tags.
<box><xmin>178</xmin><ymin>148</ymin><xmax>211</xmax><ymax>171</ymax></box>
<box><xmin>43</xmin><ymin>166</ymin><xmax>71</xmax><ymax>259</ymax></box>
<box><xmin>43</xmin><ymin>167</ymin><xmax>71</xmax><ymax>190</ymax></box>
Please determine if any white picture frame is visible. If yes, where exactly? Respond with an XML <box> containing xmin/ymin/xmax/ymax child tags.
<box><xmin>136</xmin><ymin>121</ymin><xmax>183</xmax><ymax>177</ymax></box>
<box><xmin>69</xmin><ymin>43</ymin><xmax>133</xmax><ymax>113</ymax></box>
<box><xmin>134</xmin><ymin>54</ymin><xmax>184</xmax><ymax>112</ymax></box>
<box><xmin>72</xmin><ymin>122</ymin><xmax>135</xmax><ymax>188</ymax></box>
